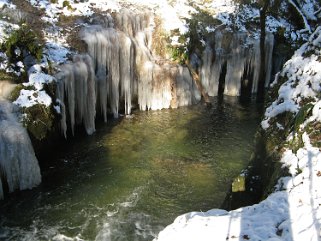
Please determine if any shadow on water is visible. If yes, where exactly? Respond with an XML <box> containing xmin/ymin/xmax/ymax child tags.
<box><xmin>0</xmin><ymin>96</ymin><xmax>264</xmax><ymax>241</ymax></box>
<box><xmin>224</xmin><ymin>116</ymin><xmax>321</xmax><ymax>241</ymax></box>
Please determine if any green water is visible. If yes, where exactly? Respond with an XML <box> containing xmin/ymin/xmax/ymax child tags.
<box><xmin>0</xmin><ymin>97</ymin><xmax>262</xmax><ymax>241</ymax></box>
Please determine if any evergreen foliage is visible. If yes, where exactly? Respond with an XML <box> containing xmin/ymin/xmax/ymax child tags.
<box><xmin>1</xmin><ymin>24</ymin><xmax>43</xmax><ymax>69</ymax></box>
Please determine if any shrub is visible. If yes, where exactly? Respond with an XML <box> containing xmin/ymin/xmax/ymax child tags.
<box><xmin>1</xmin><ymin>24</ymin><xmax>43</xmax><ymax>68</ymax></box>
<box><xmin>62</xmin><ymin>1</ymin><xmax>73</xmax><ymax>10</ymax></box>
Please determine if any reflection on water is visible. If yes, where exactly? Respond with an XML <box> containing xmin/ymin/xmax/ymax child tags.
<box><xmin>0</xmin><ymin>97</ymin><xmax>262</xmax><ymax>241</ymax></box>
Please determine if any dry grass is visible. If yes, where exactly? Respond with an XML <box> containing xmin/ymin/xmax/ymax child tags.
<box><xmin>152</xmin><ymin>16</ymin><xmax>168</xmax><ymax>58</ymax></box>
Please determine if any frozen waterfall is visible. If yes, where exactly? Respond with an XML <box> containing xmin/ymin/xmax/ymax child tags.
<box><xmin>56</xmin><ymin>10</ymin><xmax>200</xmax><ymax>137</ymax></box>
<box><xmin>55</xmin><ymin>10</ymin><xmax>275</xmax><ymax>137</ymax></box>
<box><xmin>200</xmin><ymin>30</ymin><xmax>274</xmax><ymax>97</ymax></box>
<box><xmin>0</xmin><ymin>83</ymin><xmax>41</xmax><ymax>199</ymax></box>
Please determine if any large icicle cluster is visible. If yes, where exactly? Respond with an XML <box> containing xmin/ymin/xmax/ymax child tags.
<box><xmin>56</xmin><ymin>10</ymin><xmax>200</xmax><ymax>137</ymax></box>
<box><xmin>55</xmin><ymin>10</ymin><xmax>275</xmax><ymax>137</ymax></box>
<box><xmin>201</xmin><ymin>31</ymin><xmax>274</xmax><ymax>97</ymax></box>
<box><xmin>55</xmin><ymin>54</ymin><xmax>96</xmax><ymax>138</ymax></box>
<box><xmin>0</xmin><ymin>99</ymin><xmax>41</xmax><ymax>199</ymax></box>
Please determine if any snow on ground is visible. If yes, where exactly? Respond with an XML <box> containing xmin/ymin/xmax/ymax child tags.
<box><xmin>13</xmin><ymin>64</ymin><xmax>53</xmax><ymax>108</ymax></box>
<box><xmin>29</xmin><ymin>0</ymin><xmax>121</xmax><ymax>22</ymax></box>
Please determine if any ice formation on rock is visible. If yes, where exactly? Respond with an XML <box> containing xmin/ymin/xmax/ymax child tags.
<box><xmin>200</xmin><ymin>31</ymin><xmax>274</xmax><ymax>96</ymax></box>
<box><xmin>56</xmin><ymin>10</ymin><xmax>200</xmax><ymax>136</ymax></box>
<box><xmin>55</xmin><ymin>10</ymin><xmax>274</xmax><ymax>137</ymax></box>
<box><xmin>0</xmin><ymin>98</ymin><xmax>41</xmax><ymax>199</ymax></box>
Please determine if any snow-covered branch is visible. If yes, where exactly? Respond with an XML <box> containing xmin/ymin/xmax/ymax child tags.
<box><xmin>314</xmin><ymin>7</ymin><xmax>321</xmax><ymax>16</ymax></box>
<box><xmin>288</xmin><ymin>0</ymin><xmax>312</xmax><ymax>33</ymax></box>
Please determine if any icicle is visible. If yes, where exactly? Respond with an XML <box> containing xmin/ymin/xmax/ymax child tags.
<box><xmin>200</xmin><ymin>30</ymin><xmax>274</xmax><ymax>98</ymax></box>
<box><xmin>107</xmin><ymin>30</ymin><xmax>120</xmax><ymax>118</ymax></box>
<box><xmin>150</xmin><ymin>64</ymin><xmax>172</xmax><ymax>110</ymax></box>
<box><xmin>176</xmin><ymin>66</ymin><xmax>191</xmax><ymax>107</ymax></box>
<box><xmin>137</xmin><ymin>61</ymin><xmax>153</xmax><ymax>111</ymax></box>
<box><xmin>0</xmin><ymin>100</ymin><xmax>41</xmax><ymax>199</ymax></box>
<box><xmin>82</xmin><ymin>55</ymin><xmax>96</xmax><ymax>135</ymax></box>
<box><xmin>119</xmin><ymin>32</ymin><xmax>133</xmax><ymax>115</ymax></box>
<box><xmin>264</xmin><ymin>32</ymin><xmax>275</xmax><ymax>87</ymax></box>
<box><xmin>65</xmin><ymin>64</ymin><xmax>76</xmax><ymax>135</ymax></box>
<box><xmin>94</xmin><ymin>30</ymin><xmax>108</xmax><ymax>122</ymax></box>
<box><xmin>251</xmin><ymin>39</ymin><xmax>261</xmax><ymax>94</ymax></box>
<box><xmin>200</xmin><ymin>46</ymin><xmax>213</xmax><ymax>95</ymax></box>
<box><xmin>55</xmin><ymin>54</ymin><xmax>96</xmax><ymax>136</ymax></box>
<box><xmin>224</xmin><ymin>33</ymin><xmax>247</xmax><ymax>96</ymax></box>
<box><xmin>55</xmin><ymin>73</ymin><xmax>67</xmax><ymax>138</ymax></box>
<box><xmin>175</xmin><ymin>66</ymin><xmax>201</xmax><ymax>106</ymax></box>
<box><xmin>73</xmin><ymin>55</ymin><xmax>88</xmax><ymax>124</ymax></box>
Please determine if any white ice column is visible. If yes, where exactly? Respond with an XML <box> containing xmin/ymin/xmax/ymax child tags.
<box><xmin>265</xmin><ymin>32</ymin><xmax>275</xmax><ymax>87</ymax></box>
<box><xmin>0</xmin><ymin>100</ymin><xmax>41</xmax><ymax>199</ymax></box>
<box><xmin>224</xmin><ymin>33</ymin><xmax>247</xmax><ymax>96</ymax></box>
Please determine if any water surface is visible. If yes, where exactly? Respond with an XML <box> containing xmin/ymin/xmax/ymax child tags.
<box><xmin>0</xmin><ymin>97</ymin><xmax>262</xmax><ymax>241</ymax></box>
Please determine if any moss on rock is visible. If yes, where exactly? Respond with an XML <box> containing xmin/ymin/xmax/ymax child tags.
<box><xmin>21</xmin><ymin>104</ymin><xmax>55</xmax><ymax>141</ymax></box>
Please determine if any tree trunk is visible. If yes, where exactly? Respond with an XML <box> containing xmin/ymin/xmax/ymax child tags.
<box><xmin>256</xmin><ymin>1</ymin><xmax>270</xmax><ymax>103</ymax></box>
<box><xmin>185</xmin><ymin>60</ymin><xmax>211</xmax><ymax>104</ymax></box>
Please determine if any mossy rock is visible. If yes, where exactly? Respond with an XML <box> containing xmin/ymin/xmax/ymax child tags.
<box><xmin>231</xmin><ymin>175</ymin><xmax>246</xmax><ymax>192</ymax></box>
<box><xmin>22</xmin><ymin>104</ymin><xmax>54</xmax><ymax>141</ymax></box>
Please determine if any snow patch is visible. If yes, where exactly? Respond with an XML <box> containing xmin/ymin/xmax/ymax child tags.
<box><xmin>13</xmin><ymin>65</ymin><xmax>54</xmax><ymax>108</ymax></box>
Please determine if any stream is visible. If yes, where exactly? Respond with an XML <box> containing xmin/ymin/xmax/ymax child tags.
<box><xmin>0</xmin><ymin>97</ymin><xmax>262</xmax><ymax>241</ymax></box>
